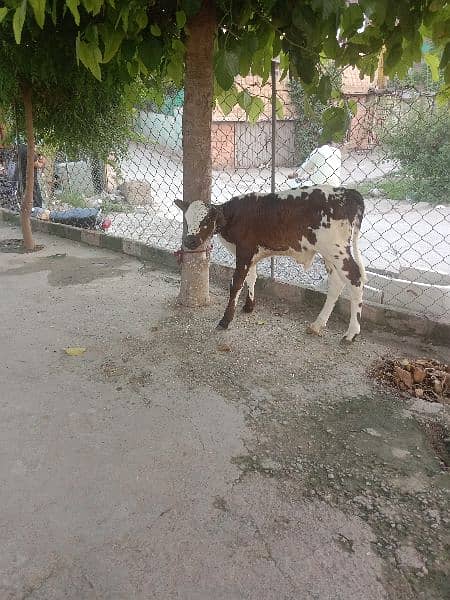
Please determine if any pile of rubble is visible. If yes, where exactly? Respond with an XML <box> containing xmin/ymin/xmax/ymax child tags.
<box><xmin>370</xmin><ymin>357</ymin><xmax>449</xmax><ymax>403</ymax></box>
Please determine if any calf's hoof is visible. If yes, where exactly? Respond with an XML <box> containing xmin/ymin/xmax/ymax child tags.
<box><xmin>341</xmin><ymin>332</ymin><xmax>359</xmax><ymax>344</ymax></box>
<box><xmin>306</xmin><ymin>323</ymin><xmax>324</xmax><ymax>336</ymax></box>
<box><xmin>216</xmin><ymin>320</ymin><xmax>229</xmax><ymax>330</ymax></box>
<box><xmin>242</xmin><ymin>301</ymin><xmax>255</xmax><ymax>313</ymax></box>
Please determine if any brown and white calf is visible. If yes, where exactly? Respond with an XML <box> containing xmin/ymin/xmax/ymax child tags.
<box><xmin>175</xmin><ymin>185</ymin><xmax>367</xmax><ymax>341</ymax></box>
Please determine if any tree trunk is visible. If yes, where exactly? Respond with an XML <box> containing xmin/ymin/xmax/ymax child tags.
<box><xmin>179</xmin><ymin>0</ymin><xmax>216</xmax><ymax>306</ymax></box>
<box><xmin>20</xmin><ymin>83</ymin><xmax>35</xmax><ymax>251</ymax></box>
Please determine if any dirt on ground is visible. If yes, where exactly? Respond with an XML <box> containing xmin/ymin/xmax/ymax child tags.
<box><xmin>0</xmin><ymin>222</ymin><xmax>449</xmax><ymax>600</ymax></box>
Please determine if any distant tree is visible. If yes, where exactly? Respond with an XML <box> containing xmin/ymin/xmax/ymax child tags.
<box><xmin>0</xmin><ymin>5</ymin><xmax>142</xmax><ymax>249</ymax></box>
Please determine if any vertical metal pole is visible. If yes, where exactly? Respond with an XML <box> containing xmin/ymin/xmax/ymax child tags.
<box><xmin>270</xmin><ymin>59</ymin><xmax>277</xmax><ymax>279</ymax></box>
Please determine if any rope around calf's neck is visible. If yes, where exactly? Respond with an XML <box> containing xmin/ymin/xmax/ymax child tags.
<box><xmin>174</xmin><ymin>244</ymin><xmax>213</xmax><ymax>265</ymax></box>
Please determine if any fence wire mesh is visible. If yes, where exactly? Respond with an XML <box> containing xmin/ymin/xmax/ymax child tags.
<box><xmin>1</xmin><ymin>68</ymin><xmax>449</xmax><ymax>322</ymax></box>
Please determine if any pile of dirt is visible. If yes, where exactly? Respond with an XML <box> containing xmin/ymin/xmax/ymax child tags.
<box><xmin>370</xmin><ymin>357</ymin><xmax>449</xmax><ymax>403</ymax></box>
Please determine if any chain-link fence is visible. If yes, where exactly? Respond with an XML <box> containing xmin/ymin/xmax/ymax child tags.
<box><xmin>1</xmin><ymin>67</ymin><xmax>449</xmax><ymax>322</ymax></box>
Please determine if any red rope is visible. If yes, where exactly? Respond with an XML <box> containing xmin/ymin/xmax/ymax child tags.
<box><xmin>174</xmin><ymin>244</ymin><xmax>213</xmax><ymax>265</ymax></box>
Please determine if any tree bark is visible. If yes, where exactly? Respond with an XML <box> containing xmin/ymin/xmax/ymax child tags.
<box><xmin>179</xmin><ymin>0</ymin><xmax>216</xmax><ymax>306</ymax></box>
<box><xmin>20</xmin><ymin>82</ymin><xmax>35</xmax><ymax>251</ymax></box>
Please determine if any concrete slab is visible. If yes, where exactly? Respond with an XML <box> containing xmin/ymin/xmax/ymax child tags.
<box><xmin>0</xmin><ymin>222</ymin><xmax>449</xmax><ymax>600</ymax></box>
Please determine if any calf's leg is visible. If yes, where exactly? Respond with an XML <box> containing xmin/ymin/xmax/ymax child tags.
<box><xmin>308</xmin><ymin>268</ymin><xmax>345</xmax><ymax>336</ymax></box>
<box><xmin>243</xmin><ymin>265</ymin><xmax>257</xmax><ymax>313</ymax></box>
<box><xmin>217</xmin><ymin>257</ymin><xmax>250</xmax><ymax>329</ymax></box>
<box><xmin>343</xmin><ymin>256</ymin><xmax>364</xmax><ymax>342</ymax></box>
<box><xmin>308</xmin><ymin>250</ymin><xmax>364</xmax><ymax>341</ymax></box>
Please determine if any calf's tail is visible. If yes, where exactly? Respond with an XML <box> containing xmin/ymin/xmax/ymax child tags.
<box><xmin>352</xmin><ymin>194</ymin><xmax>367</xmax><ymax>284</ymax></box>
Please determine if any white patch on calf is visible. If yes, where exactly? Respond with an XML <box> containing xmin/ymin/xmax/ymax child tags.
<box><xmin>184</xmin><ymin>201</ymin><xmax>210</xmax><ymax>236</ymax></box>
<box><xmin>246</xmin><ymin>266</ymin><xmax>257</xmax><ymax>300</ymax></box>
<box><xmin>314</xmin><ymin>219</ymin><xmax>352</xmax><ymax>256</ymax></box>
<box><xmin>218</xmin><ymin>235</ymin><xmax>236</xmax><ymax>257</ymax></box>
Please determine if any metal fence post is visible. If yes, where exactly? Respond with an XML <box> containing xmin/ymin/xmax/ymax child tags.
<box><xmin>270</xmin><ymin>59</ymin><xmax>277</xmax><ymax>280</ymax></box>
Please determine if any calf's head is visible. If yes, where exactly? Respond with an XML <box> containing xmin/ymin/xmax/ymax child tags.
<box><xmin>174</xmin><ymin>199</ymin><xmax>224</xmax><ymax>249</ymax></box>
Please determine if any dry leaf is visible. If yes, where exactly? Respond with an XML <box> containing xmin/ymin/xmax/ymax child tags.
<box><xmin>412</xmin><ymin>366</ymin><xmax>426</xmax><ymax>384</ymax></box>
<box><xmin>394</xmin><ymin>366</ymin><xmax>413</xmax><ymax>389</ymax></box>
<box><xmin>415</xmin><ymin>388</ymin><xmax>424</xmax><ymax>398</ymax></box>
<box><xmin>444</xmin><ymin>373</ymin><xmax>450</xmax><ymax>388</ymax></box>
<box><xmin>217</xmin><ymin>343</ymin><xmax>231</xmax><ymax>352</ymax></box>
<box><xmin>65</xmin><ymin>347</ymin><xmax>87</xmax><ymax>356</ymax></box>
<box><xmin>433</xmin><ymin>380</ymin><xmax>443</xmax><ymax>394</ymax></box>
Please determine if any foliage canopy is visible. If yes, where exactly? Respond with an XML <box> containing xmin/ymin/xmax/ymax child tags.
<box><xmin>1</xmin><ymin>0</ymin><xmax>449</xmax><ymax>141</ymax></box>
<box><xmin>0</xmin><ymin>3</ymin><xmax>144</xmax><ymax>157</ymax></box>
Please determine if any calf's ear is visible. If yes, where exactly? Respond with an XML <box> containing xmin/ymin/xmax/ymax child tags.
<box><xmin>174</xmin><ymin>199</ymin><xmax>188</xmax><ymax>212</ymax></box>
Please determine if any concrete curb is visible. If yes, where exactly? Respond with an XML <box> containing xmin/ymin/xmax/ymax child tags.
<box><xmin>1</xmin><ymin>208</ymin><xmax>449</xmax><ymax>346</ymax></box>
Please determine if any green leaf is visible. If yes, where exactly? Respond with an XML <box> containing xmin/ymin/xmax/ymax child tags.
<box><xmin>215</xmin><ymin>49</ymin><xmax>239</xmax><ymax>90</ymax></box>
<box><xmin>135</xmin><ymin>10</ymin><xmax>148</xmax><ymax>30</ymax></box>
<box><xmin>137</xmin><ymin>57</ymin><xmax>148</xmax><ymax>76</ymax></box>
<box><xmin>348</xmin><ymin>99</ymin><xmax>357</xmax><ymax>117</ymax></box>
<box><xmin>445</xmin><ymin>62</ymin><xmax>450</xmax><ymax>84</ymax></box>
<box><xmin>384</xmin><ymin>43</ymin><xmax>403</xmax><ymax>74</ymax></box>
<box><xmin>176</xmin><ymin>10</ymin><xmax>186</xmax><ymax>29</ymax></box>
<box><xmin>150</xmin><ymin>23</ymin><xmax>161</xmax><ymax>37</ymax></box>
<box><xmin>238</xmin><ymin>31</ymin><xmax>258</xmax><ymax>76</ymax></box>
<box><xmin>0</xmin><ymin>7</ymin><xmax>8</xmax><ymax>23</ymax></box>
<box><xmin>166</xmin><ymin>57</ymin><xmax>183</xmax><ymax>85</ymax></box>
<box><xmin>77</xmin><ymin>40</ymin><xmax>103</xmax><ymax>80</ymax></box>
<box><xmin>237</xmin><ymin>89</ymin><xmax>252</xmax><ymax>112</ymax></box>
<box><xmin>120</xmin><ymin>39</ymin><xmax>136</xmax><ymax>62</ymax></box>
<box><xmin>101</xmin><ymin>26</ymin><xmax>124</xmax><ymax>63</ymax></box>
<box><xmin>317</xmin><ymin>74</ymin><xmax>332</xmax><ymax>103</ymax></box>
<box><xmin>239</xmin><ymin>51</ymin><xmax>252</xmax><ymax>77</ymax></box>
<box><xmin>373</xmin><ymin>0</ymin><xmax>388</xmax><ymax>23</ymax></box>
<box><xmin>275</xmin><ymin>98</ymin><xmax>284</xmax><ymax>119</ymax></box>
<box><xmin>256</xmin><ymin>21</ymin><xmax>274</xmax><ymax>50</ymax></box>
<box><xmin>430</xmin><ymin>0</ymin><xmax>446</xmax><ymax>11</ymax></box>
<box><xmin>84</xmin><ymin>23</ymin><xmax>98</xmax><ymax>44</ymax></box>
<box><xmin>436</xmin><ymin>82</ymin><xmax>450</xmax><ymax>104</ymax></box>
<box><xmin>238</xmin><ymin>2</ymin><xmax>253</xmax><ymax>26</ymax></box>
<box><xmin>28</xmin><ymin>0</ymin><xmax>45</xmax><ymax>28</ymax></box>
<box><xmin>323</xmin><ymin>34</ymin><xmax>339</xmax><ymax>58</ymax></box>
<box><xmin>279</xmin><ymin>50</ymin><xmax>290</xmax><ymax>73</ymax></box>
<box><xmin>13</xmin><ymin>0</ymin><xmax>27</xmax><ymax>45</ymax></box>
<box><xmin>320</xmin><ymin>106</ymin><xmax>349</xmax><ymax>143</ymax></box>
<box><xmin>66</xmin><ymin>0</ymin><xmax>80</xmax><ymax>26</ymax></box>
<box><xmin>140</xmin><ymin>37</ymin><xmax>163</xmax><ymax>71</ymax></box>
<box><xmin>311</xmin><ymin>0</ymin><xmax>340</xmax><ymax>19</ymax></box>
<box><xmin>439</xmin><ymin>42</ymin><xmax>450</xmax><ymax>70</ymax></box>
<box><xmin>127</xmin><ymin>59</ymin><xmax>139</xmax><ymax>78</ymax></box>
<box><xmin>117</xmin><ymin>5</ymin><xmax>129</xmax><ymax>32</ymax></box>
<box><xmin>75</xmin><ymin>32</ymin><xmax>80</xmax><ymax>65</ymax></box>
<box><xmin>51</xmin><ymin>0</ymin><xmax>57</xmax><ymax>25</ymax></box>
<box><xmin>251</xmin><ymin>47</ymin><xmax>272</xmax><ymax>83</ymax></box>
<box><xmin>247</xmin><ymin>96</ymin><xmax>265</xmax><ymax>124</ymax></box>
<box><xmin>294</xmin><ymin>54</ymin><xmax>316</xmax><ymax>85</ymax></box>
<box><xmin>81</xmin><ymin>0</ymin><xmax>102</xmax><ymax>15</ymax></box>
<box><xmin>217</xmin><ymin>85</ymin><xmax>238</xmax><ymax>116</ymax></box>
<box><xmin>341</xmin><ymin>4</ymin><xmax>364</xmax><ymax>36</ymax></box>
<box><xmin>425</xmin><ymin>52</ymin><xmax>441</xmax><ymax>81</ymax></box>
<box><xmin>172</xmin><ymin>39</ymin><xmax>185</xmax><ymax>54</ymax></box>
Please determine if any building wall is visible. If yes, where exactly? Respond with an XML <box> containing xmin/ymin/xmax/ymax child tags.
<box><xmin>211</xmin><ymin>123</ymin><xmax>235</xmax><ymax>168</ymax></box>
